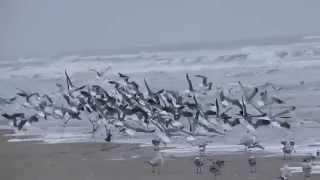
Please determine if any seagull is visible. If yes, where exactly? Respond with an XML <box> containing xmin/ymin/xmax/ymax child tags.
<box><xmin>260</xmin><ymin>106</ymin><xmax>296</xmax><ymax>129</ymax></box>
<box><xmin>118</xmin><ymin>72</ymin><xmax>130</xmax><ymax>84</ymax></box>
<box><xmin>52</xmin><ymin>106</ymin><xmax>81</xmax><ymax>125</ymax></box>
<box><xmin>302</xmin><ymin>159</ymin><xmax>312</xmax><ymax>178</ymax></box>
<box><xmin>2</xmin><ymin>113</ymin><xmax>25</xmax><ymax>127</ymax></box>
<box><xmin>193</xmin><ymin>156</ymin><xmax>205</xmax><ymax>174</ymax></box>
<box><xmin>240</xmin><ymin>132</ymin><xmax>264</xmax><ymax>150</ymax></box>
<box><xmin>238</xmin><ymin>82</ymin><xmax>266</xmax><ymax>115</ymax></box>
<box><xmin>248</xmin><ymin>155</ymin><xmax>257</xmax><ymax>173</ymax></box>
<box><xmin>238</xmin><ymin>81</ymin><xmax>258</xmax><ymax>103</ymax></box>
<box><xmin>16</xmin><ymin>89</ymin><xmax>40</xmax><ymax>105</ymax></box>
<box><xmin>209</xmin><ymin>160</ymin><xmax>222</xmax><ymax>180</ymax></box>
<box><xmin>90</xmin><ymin>66</ymin><xmax>111</xmax><ymax>80</ymax></box>
<box><xmin>219</xmin><ymin>91</ymin><xmax>243</xmax><ymax>111</ymax></box>
<box><xmin>0</xmin><ymin>96</ymin><xmax>17</xmax><ymax>105</ymax></box>
<box><xmin>280</xmin><ymin>164</ymin><xmax>292</xmax><ymax>180</ymax></box>
<box><xmin>281</xmin><ymin>140</ymin><xmax>295</xmax><ymax>160</ymax></box>
<box><xmin>258</xmin><ymin>90</ymin><xmax>285</xmax><ymax>107</ymax></box>
<box><xmin>16</xmin><ymin>114</ymin><xmax>39</xmax><ymax>130</ymax></box>
<box><xmin>2</xmin><ymin>113</ymin><xmax>39</xmax><ymax>130</ymax></box>
<box><xmin>64</xmin><ymin>69</ymin><xmax>86</xmax><ymax>94</ymax></box>
<box><xmin>194</xmin><ymin>74</ymin><xmax>213</xmax><ymax>92</ymax></box>
<box><xmin>104</xmin><ymin>125</ymin><xmax>112</xmax><ymax>142</ymax></box>
<box><xmin>145</xmin><ymin>151</ymin><xmax>164</xmax><ymax>174</ymax></box>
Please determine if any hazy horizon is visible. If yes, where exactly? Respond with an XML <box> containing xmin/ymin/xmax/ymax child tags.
<box><xmin>1</xmin><ymin>0</ymin><xmax>320</xmax><ymax>59</ymax></box>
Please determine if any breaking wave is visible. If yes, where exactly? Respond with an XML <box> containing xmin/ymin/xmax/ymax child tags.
<box><xmin>1</xmin><ymin>40</ymin><xmax>320</xmax><ymax>79</ymax></box>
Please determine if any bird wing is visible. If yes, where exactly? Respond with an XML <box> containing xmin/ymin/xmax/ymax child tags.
<box><xmin>80</xmin><ymin>91</ymin><xmax>91</xmax><ymax>98</ymax></box>
<box><xmin>42</xmin><ymin>94</ymin><xmax>53</xmax><ymax>104</ymax></box>
<box><xmin>17</xmin><ymin>120</ymin><xmax>28</xmax><ymax>130</ymax></box>
<box><xmin>63</xmin><ymin>94</ymin><xmax>71</xmax><ymax>105</ymax></box>
<box><xmin>28</xmin><ymin>115</ymin><xmax>39</xmax><ymax>123</ymax></box>
<box><xmin>238</xmin><ymin>81</ymin><xmax>249</xmax><ymax>98</ymax></box>
<box><xmin>247</xmin><ymin>87</ymin><xmax>258</xmax><ymax>102</ymax></box>
<box><xmin>70</xmin><ymin>85</ymin><xmax>86</xmax><ymax>93</ymax></box>
<box><xmin>271</xmin><ymin>97</ymin><xmax>284</xmax><ymax>104</ymax></box>
<box><xmin>1</xmin><ymin>113</ymin><xmax>10</xmax><ymax>119</ymax></box>
<box><xmin>271</xmin><ymin>106</ymin><xmax>295</xmax><ymax>119</ymax></box>
<box><xmin>144</xmin><ymin>79</ymin><xmax>153</xmax><ymax>96</ymax></box>
<box><xmin>12</xmin><ymin>113</ymin><xmax>25</xmax><ymax>119</ymax></box>
<box><xmin>89</xmin><ymin>69</ymin><xmax>98</xmax><ymax>73</ymax></box>
<box><xmin>215</xmin><ymin>98</ymin><xmax>220</xmax><ymax>118</ymax></box>
<box><xmin>118</xmin><ymin>73</ymin><xmax>129</xmax><ymax>81</ymax></box>
<box><xmin>16</xmin><ymin>92</ymin><xmax>27</xmax><ymax>97</ymax></box>
<box><xmin>186</xmin><ymin>74</ymin><xmax>194</xmax><ymax>91</ymax></box>
<box><xmin>65</xmin><ymin>69</ymin><xmax>74</xmax><ymax>90</ymax></box>
<box><xmin>8</xmin><ymin>96</ymin><xmax>17</xmax><ymax>103</ymax></box>
<box><xmin>241</xmin><ymin>96</ymin><xmax>247</xmax><ymax>117</ymax></box>
<box><xmin>194</xmin><ymin>75</ymin><xmax>207</xmax><ymax>86</ymax></box>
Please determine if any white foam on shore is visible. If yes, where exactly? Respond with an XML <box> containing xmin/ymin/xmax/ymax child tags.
<box><xmin>104</xmin><ymin>158</ymin><xmax>126</xmax><ymax>161</ymax></box>
<box><xmin>288</xmin><ymin>165</ymin><xmax>320</xmax><ymax>174</ymax></box>
<box><xmin>2</xmin><ymin>124</ymin><xmax>320</xmax><ymax>157</ymax></box>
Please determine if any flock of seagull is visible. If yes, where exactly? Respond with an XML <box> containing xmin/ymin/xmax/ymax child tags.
<box><xmin>1</xmin><ymin>66</ymin><xmax>318</xmax><ymax>179</ymax></box>
<box><xmin>0</xmin><ymin>67</ymin><xmax>296</xmax><ymax>146</ymax></box>
<box><xmin>0</xmin><ymin>67</ymin><xmax>297</xmax><ymax>146</ymax></box>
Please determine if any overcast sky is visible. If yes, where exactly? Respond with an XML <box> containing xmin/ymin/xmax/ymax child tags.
<box><xmin>1</xmin><ymin>0</ymin><xmax>320</xmax><ymax>59</ymax></box>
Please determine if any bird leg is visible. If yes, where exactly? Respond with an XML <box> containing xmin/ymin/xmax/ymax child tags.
<box><xmin>196</xmin><ymin>167</ymin><xmax>201</xmax><ymax>174</ymax></box>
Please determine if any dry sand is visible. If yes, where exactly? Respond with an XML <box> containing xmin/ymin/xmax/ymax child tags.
<box><xmin>0</xmin><ymin>130</ymin><xmax>319</xmax><ymax>180</ymax></box>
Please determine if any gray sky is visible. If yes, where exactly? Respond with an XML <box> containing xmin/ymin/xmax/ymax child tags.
<box><xmin>1</xmin><ymin>0</ymin><xmax>320</xmax><ymax>59</ymax></box>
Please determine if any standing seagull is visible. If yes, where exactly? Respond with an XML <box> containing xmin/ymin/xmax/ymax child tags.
<box><xmin>145</xmin><ymin>151</ymin><xmax>164</xmax><ymax>175</ymax></box>
<box><xmin>302</xmin><ymin>159</ymin><xmax>312</xmax><ymax>179</ymax></box>
<box><xmin>280</xmin><ymin>164</ymin><xmax>292</xmax><ymax>180</ymax></box>
<box><xmin>281</xmin><ymin>140</ymin><xmax>295</xmax><ymax>160</ymax></box>
<box><xmin>248</xmin><ymin>155</ymin><xmax>257</xmax><ymax>173</ymax></box>
<box><xmin>193</xmin><ymin>157</ymin><xmax>204</xmax><ymax>174</ymax></box>
<box><xmin>209</xmin><ymin>160</ymin><xmax>222</xmax><ymax>180</ymax></box>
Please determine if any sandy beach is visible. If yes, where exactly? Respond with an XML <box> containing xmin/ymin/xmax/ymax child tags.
<box><xmin>0</xmin><ymin>130</ymin><xmax>319</xmax><ymax>180</ymax></box>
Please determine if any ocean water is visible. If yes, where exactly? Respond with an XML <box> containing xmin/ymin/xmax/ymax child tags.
<box><xmin>1</xmin><ymin>36</ymin><xmax>320</xmax><ymax>156</ymax></box>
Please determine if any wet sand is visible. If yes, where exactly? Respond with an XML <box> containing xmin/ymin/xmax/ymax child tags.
<box><xmin>0</xmin><ymin>130</ymin><xmax>319</xmax><ymax>180</ymax></box>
